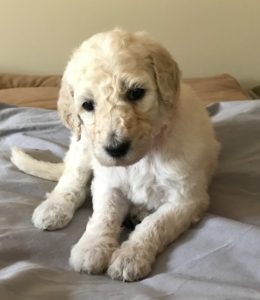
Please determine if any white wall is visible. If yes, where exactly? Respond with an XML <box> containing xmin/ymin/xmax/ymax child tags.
<box><xmin>0</xmin><ymin>0</ymin><xmax>259</xmax><ymax>88</ymax></box>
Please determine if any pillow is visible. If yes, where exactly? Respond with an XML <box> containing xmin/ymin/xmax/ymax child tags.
<box><xmin>184</xmin><ymin>74</ymin><xmax>250</xmax><ymax>105</ymax></box>
<box><xmin>0</xmin><ymin>87</ymin><xmax>59</xmax><ymax>110</ymax></box>
<box><xmin>0</xmin><ymin>73</ymin><xmax>250</xmax><ymax>109</ymax></box>
<box><xmin>0</xmin><ymin>74</ymin><xmax>61</xmax><ymax>89</ymax></box>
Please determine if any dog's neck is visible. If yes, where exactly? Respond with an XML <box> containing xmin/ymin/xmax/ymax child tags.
<box><xmin>153</xmin><ymin>104</ymin><xmax>178</xmax><ymax>149</ymax></box>
<box><xmin>153</xmin><ymin>124</ymin><xmax>168</xmax><ymax>148</ymax></box>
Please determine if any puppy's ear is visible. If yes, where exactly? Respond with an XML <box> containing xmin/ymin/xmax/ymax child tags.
<box><xmin>150</xmin><ymin>44</ymin><xmax>181</xmax><ymax>106</ymax></box>
<box><xmin>57</xmin><ymin>79</ymin><xmax>81</xmax><ymax>140</ymax></box>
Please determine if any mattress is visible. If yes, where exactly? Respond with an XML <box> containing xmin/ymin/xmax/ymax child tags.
<box><xmin>0</xmin><ymin>100</ymin><xmax>260</xmax><ymax>299</ymax></box>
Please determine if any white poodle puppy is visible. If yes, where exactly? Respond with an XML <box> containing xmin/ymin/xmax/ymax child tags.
<box><xmin>11</xmin><ymin>29</ymin><xmax>220</xmax><ymax>281</ymax></box>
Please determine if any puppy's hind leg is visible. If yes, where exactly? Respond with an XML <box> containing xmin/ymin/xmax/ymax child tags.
<box><xmin>32</xmin><ymin>139</ymin><xmax>92</xmax><ymax>230</ymax></box>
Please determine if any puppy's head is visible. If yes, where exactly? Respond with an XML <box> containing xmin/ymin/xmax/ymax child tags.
<box><xmin>58</xmin><ymin>29</ymin><xmax>180</xmax><ymax>166</ymax></box>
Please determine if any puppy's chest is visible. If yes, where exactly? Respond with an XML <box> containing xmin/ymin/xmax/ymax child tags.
<box><xmin>124</xmin><ymin>160</ymin><xmax>169</xmax><ymax>210</ymax></box>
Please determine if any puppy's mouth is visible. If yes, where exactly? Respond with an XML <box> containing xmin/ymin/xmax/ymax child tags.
<box><xmin>96</xmin><ymin>152</ymin><xmax>144</xmax><ymax>167</ymax></box>
<box><xmin>94</xmin><ymin>131</ymin><xmax>154</xmax><ymax>167</ymax></box>
<box><xmin>95</xmin><ymin>145</ymin><xmax>149</xmax><ymax>167</ymax></box>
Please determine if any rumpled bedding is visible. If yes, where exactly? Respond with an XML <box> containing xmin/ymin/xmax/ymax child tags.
<box><xmin>0</xmin><ymin>100</ymin><xmax>260</xmax><ymax>299</ymax></box>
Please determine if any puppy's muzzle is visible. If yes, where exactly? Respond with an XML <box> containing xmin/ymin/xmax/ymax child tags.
<box><xmin>104</xmin><ymin>137</ymin><xmax>130</xmax><ymax>158</ymax></box>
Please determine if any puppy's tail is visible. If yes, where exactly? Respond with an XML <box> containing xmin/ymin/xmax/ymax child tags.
<box><xmin>11</xmin><ymin>147</ymin><xmax>64</xmax><ymax>181</ymax></box>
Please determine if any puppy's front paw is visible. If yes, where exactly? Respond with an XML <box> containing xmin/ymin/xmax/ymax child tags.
<box><xmin>107</xmin><ymin>242</ymin><xmax>153</xmax><ymax>281</ymax></box>
<box><xmin>70</xmin><ymin>236</ymin><xmax>117</xmax><ymax>274</ymax></box>
<box><xmin>32</xmin><ymin>198</ymin><xmax>74</xmax><ymax>230</ymax></box>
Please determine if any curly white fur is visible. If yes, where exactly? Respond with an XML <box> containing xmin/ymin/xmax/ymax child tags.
<box><xmin>11</xmin><ymin>29</ymin><xmax>220</xmax><ymax>281</ymax></box>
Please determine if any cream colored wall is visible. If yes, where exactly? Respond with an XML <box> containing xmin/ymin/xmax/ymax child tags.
<box><xmin>0</xmin><ymin>0</ymin><xmax>259</xmax><ymax>88</ymax></box>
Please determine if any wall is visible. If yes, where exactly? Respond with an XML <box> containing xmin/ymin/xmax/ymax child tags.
<box><xmin>0</xmin><ymin>0</ymin><xmax>259</xmax><ymax>88</ymax></box>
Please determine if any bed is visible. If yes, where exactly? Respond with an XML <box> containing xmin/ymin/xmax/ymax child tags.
<box><xmin>0</xmin><ymin>74</ymin><xmax>260</xmax><ymax>299</ymax></box>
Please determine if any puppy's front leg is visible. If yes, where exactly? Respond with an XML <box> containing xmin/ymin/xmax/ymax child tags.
<box><xmin>108</xmin><ymin>193</ymin><xmax>208</xmax><ymax>281</ymax></box>
<box><xmin>70</xmin><ymin>188</ymin><xmax>129</xmax><ymax>274</ymax></box>
<box><xmin>32</xmin><ymin>138</ymin><xmax>92</xmax><ymax>230</ymax></box>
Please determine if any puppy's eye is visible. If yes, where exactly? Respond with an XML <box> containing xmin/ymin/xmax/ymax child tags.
<box><xmin>126</xmin><ymin>88</ymin><xmax>145</xmax><ymax>102</ymax></box>
<box><xmin>82</xmin><ymin>100</ymin><xmax>95</xmax><ymax>112</ymax></box>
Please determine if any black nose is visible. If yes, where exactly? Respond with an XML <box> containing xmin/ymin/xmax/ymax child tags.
<box><xmin>104</xmin><ymin>140</ymin><xmax>130</xmax><ymax>158</ymax></box>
